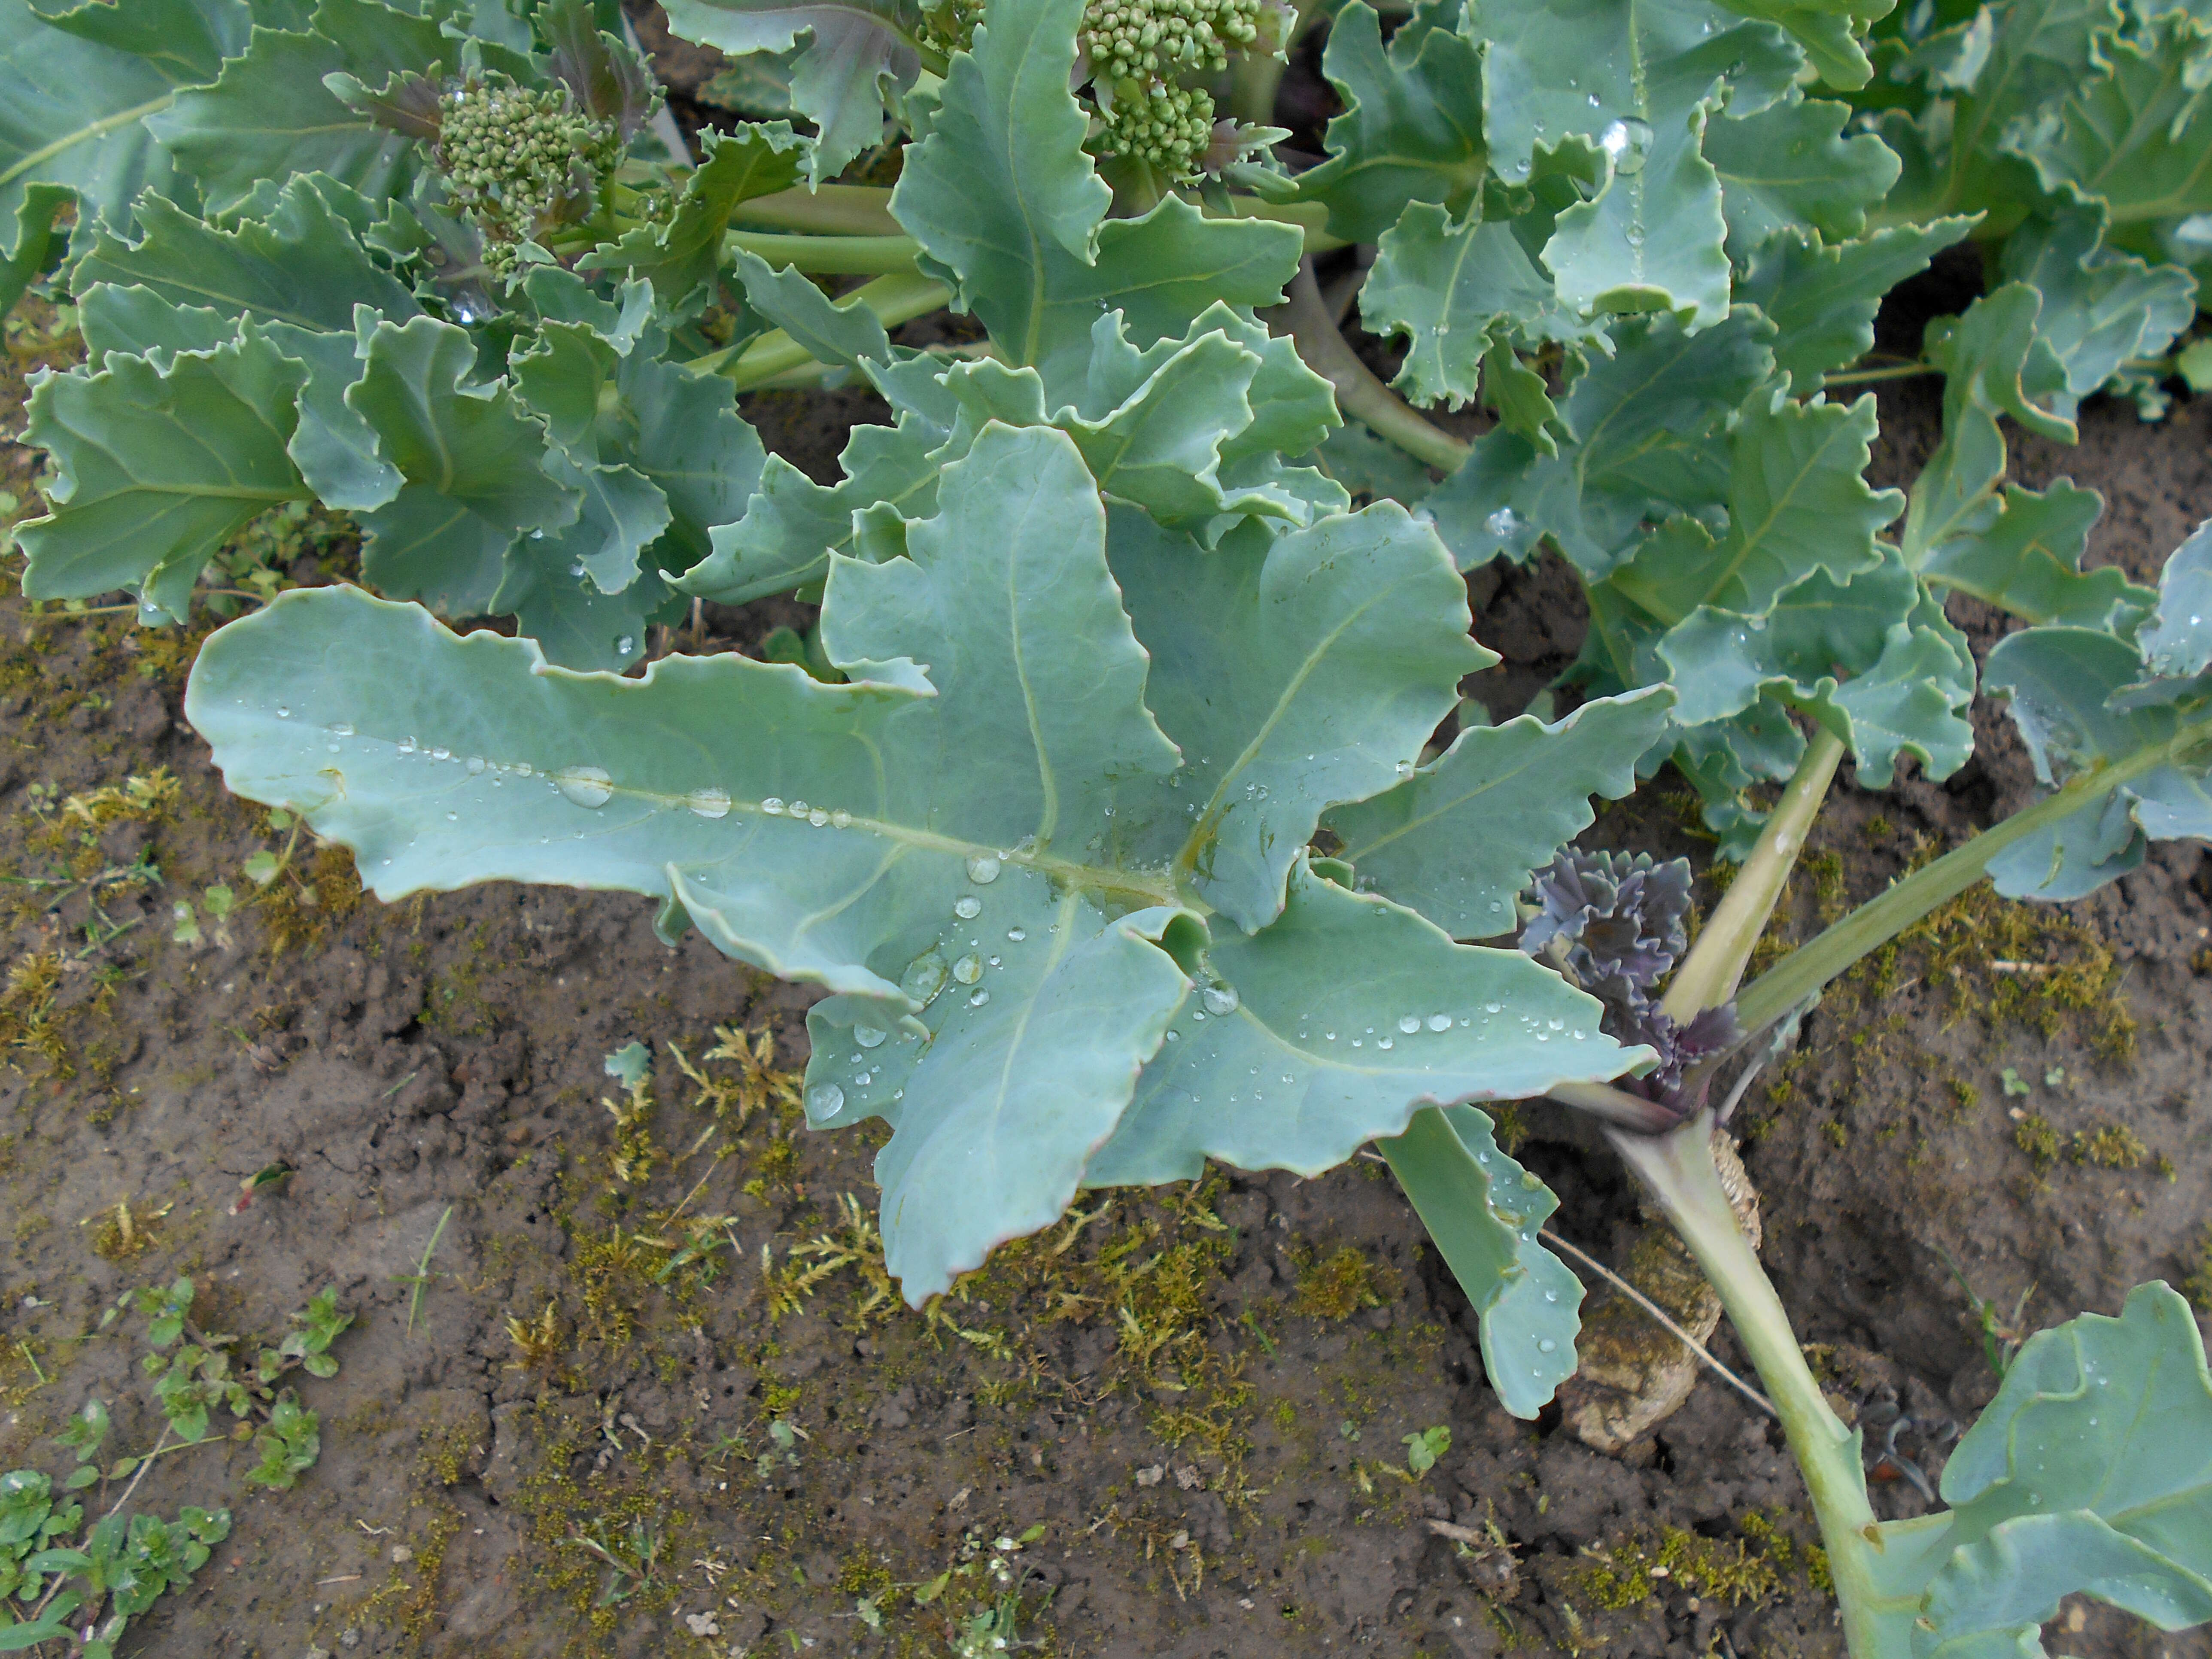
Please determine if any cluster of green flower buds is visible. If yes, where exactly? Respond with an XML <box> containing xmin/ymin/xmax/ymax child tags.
<box><xmin>434</xmin><ymin>74</ymin><xmax>621</xmax><ymax>270</ymax></box>
<box><xmin>1081</xmin><ymin>0</ymin><xmax>1262</xmax><ymax>82</ymax></box>
<box><xmin>1100</xmin><ymin>81</ymin><xmax>1218</xmax><ymax>174</ymax></box>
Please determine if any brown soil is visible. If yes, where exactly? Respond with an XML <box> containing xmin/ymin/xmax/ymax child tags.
<box><xmin>1</xmin><ymin>58</ymin><xmax>2208</xmax><ymax>1659</ymax></box>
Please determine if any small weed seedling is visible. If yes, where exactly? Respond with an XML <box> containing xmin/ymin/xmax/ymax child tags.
<box><xmin>0</xmin><ymin>1279</ymin><xmax>351</xmax><ymax>1651</ymax></box>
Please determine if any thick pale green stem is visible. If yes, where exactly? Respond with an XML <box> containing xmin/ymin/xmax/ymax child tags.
<box><xmin>692</xmin><ymin>272</ymin><xmax>953</xmax><ymax>389</ymax></box>
<box><xmin>1734</xmin><ymin>731</ymin><xmax>2188</xmax><ymax>1033</ymax></box>
<box><xmin>1607</xmin><ymin>1117</ymin><xmax>1886</xmax><ymax>1658</ymax></box>
<box><xmin>1661</xmin><ymin>729</ymin><xmax>1846</xmax><ymax>1022</ymax></box>
<box><xmin>732</xmin><ymin>185</ymin><xmax>906</xmax><ymax>237</ymax></box>
<box><xmin>1274</xmin><ymin>263</ymin><xmax>1470</xmax><ymax>473</ymax></box>
<box><xmin>725</xmin><ymin>230</ymin><xmax>926</xmax><ymax>275</ymax></box>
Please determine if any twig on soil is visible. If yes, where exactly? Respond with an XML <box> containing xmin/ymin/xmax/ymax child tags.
<box><xmin>1537</xmin><ymin>1228</ymin><xmax>1778</xmax><ymax>1419</ymax></box>
<box><xmin>400</xmin><ymin>1205</ymin><xmax>453</xmax><ymax>1337</ymax></box>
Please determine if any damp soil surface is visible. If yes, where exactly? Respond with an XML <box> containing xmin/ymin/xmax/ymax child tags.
<box><xmin>3</xmin><ymin>73</ymin><xmax>2212</xmax><ymax>1659</ymax></box>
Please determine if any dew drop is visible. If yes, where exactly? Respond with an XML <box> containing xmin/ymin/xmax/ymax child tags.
<box><xmin>1350</xmin><ymin>1038</ymin><xmax>1362</xmax><ymax>1048</ymax></box>
<box><xmin>1428</xmin><ymin>1013</ymin><xmax>1452</xmax><ymax>1032</ymax></box>
<box><xmin>1486</xmin><ymin>505</ymin><xmax>1520</xmax><ymax>539</ymax></box>
<box><xmin>789</xmin><ymin>799</ymin><xmax>809</xmax><ymax>816</ymax></box>
<box><xmin>554</xmin><ymin>765</ymin><xmax>614</xmax><ymax>808</ymax></box>
<box><xmin>988</xmin><ymin>955</ymin><xmax>1002</xmax><ymax>967</ymax></box>
<box><xmin>1165</xmin><ymin>1029</ymin><xmax>1180</xmax><ymax>1042</ymax></box>
<box><xmin>616</xmin><ymin>634</ymin><xmax>636</xmax><ymax>656</ymax></box>
<box><xmin>1534</xmin><ymin>1031</ymin><xmax>1550</xmax><ymax>1042</ymax></box>
<box><xmin>1484</xmin><ymin>1002</ymin><xmax>1502</xmax><ymax>1015</ymax></box>
<box><xmin>687</xmin><ymin>788</ymin><xmax>732</xmax><ymax>819</ymax></box>
<box><xmin>1200</xmin><ymin>984</ymin><xmax>1240</xmax><ymax>1016</ymax></box>
<box><xmin>965</xmin><ymin>853</ymin><xmax>1003</xmax><ymax>884</ymax></box>
<box><xmin>1398</xmin><ymin>1015</ymin><xmax>1422</xmax><ymax>1035</ymax></box>
<box><xmin>514</xmin><ymin>762</ymin><xmax>533</xmax><ymax>778</ymax></box>
<box><xmin>1324</xmin><ymin>1031</ymin><xmax>1337</xmax><ymax>1041</ymax></box>
<box><xmin>1377</xmin><ymin>1036</ymin><xmax>1394</xmax><ymax>1050</ymax></box>
<box><xmin>466</xmin><ymin>756</ymin><xmax>486</xmax><ymax>775</ymax></box>
<box><xmin>1191</xmin><ymin>1009</ymin><xmax>1207</xmax><ymax>1022</ymax></box>
<box><xmin>1544</xmin><ymin>1290</ymin><xmax>1559</xmax><ymax>1303</ymax></box>
<box><xmin>331</xmin><ymin>722</ymin><xmax>355</xmax><ymax>738</ymax></box>
<box><xmin>831</xmin><ymin>808</ymin><xmax>852</xmax><ymax>829</ymax></box>
<box><xmin>1599</xmin><ymin>116</ymin><xmax>1653</xmax><ymax>175</ymax></box>
<box><xmin>275</xmin><ymin>705</ymin><xmax>291</xmax><ymax>719</ymax></box>
<box><xmin>802</xmin><ymin>807</ymin><xmax>824</xmax><ymax>826</ymax></box>
<box><xmin>446</xmin><ymin>811</ymin><xmax>457</xmax><ymax>822</ymax></box>
<box><xmin>1537</xmin><ymin>1338</ymin><xmax>1558</xmax><ymax>1354</ymax></box>
<box><xmin>807</xmin><ymin>1082</ymin><xmax>845</xmax><ymax>1116</ymax></box>
<box><xmin>968</xmin><ymin>989</ymin><xmax>991</xmax><ymax>1007</ymax></box>
<box><xmin>954</xmin><ymin>895</ymin><xmax>983</xmax><ymax>920</ymax></box>
<box><xmin>431</xmin><ymin>747</ymin><xmax>451</xmax><ymax>761</ymax></box>
<box><xmin>1006</xmin><ymin>927</ymin><xmax>1026</xmax><ymax>942</ymax></box>
<box><xmin>854</xmin><ymin>1024</ymin><xmax>887</xmax><ymax>1049</ymax></box>
<box><xmin>398</xmin><ymin>736</ymin><xmax>418</xmax><ymax>755</ymax></box>
<box><xmin>327</xmin><ymin>741</ymin><xmax>342</xmax><ymax>753</ymax></box>
<box><xmin>762</xmin><ymin>797</ymin><xmax>786</xmax><ymax>815</ymax></box>
<box><xmin>953</xmin><ymin>953</ymin><xmax>983</xmax><ymax>985</ymax></box>
<box><xmin>900</xmin><ymin>951</ymin><xmax>948</xmax><ymax>1006</ymax></box>
<box><xmin>1547</xmin><ymin>1018</ymin><xmax>1565</xmax><ymax>1031</ymax></box>
<box><xmin>1394</xmin><ymin>760</ymin><xmax>1415</xmax><ymax>778</ymax></box>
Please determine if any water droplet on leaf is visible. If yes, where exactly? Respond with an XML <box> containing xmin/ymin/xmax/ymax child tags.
<box><xmin>954</xmin><ymin>896</ymin><xmax>983</xmax><ymax>920</ymax></box>
<box><xmin>953</xmin><ymin>953</ymin><xmax>983</xmax><ymax>985</ymax></box>
<box><xmin>965</xmin><ymin>854</ymin><xmax>1002</xmax><ymax>884</ymax></box>
<box><xmin>687</xmin><ymin>789</ymin><xmax>732</xmax><ymax>819</ymax></box>
<box><xmin>554</xmin><ymin>766</ymin><xmax>614</xmax><ymax>808</ymax></box>
<box><xmin>1200</xmin><ymin>984</ymin><xmax>1240</xmax><ymax>1016</ymax></box>
<box><xmin>854</xmin><ymin>1024</ymin><xmax>887</xmax><ymax>1049</ymax></box>
<box><xmin>808</xmin><ymin>1082</ymin><xmax>845</xmax><ymax>1116</ymax></box>
<box><xmin>900</xmin><ymin>951</ymin><xmax>948</xmax><ymax>1006</ymax></box>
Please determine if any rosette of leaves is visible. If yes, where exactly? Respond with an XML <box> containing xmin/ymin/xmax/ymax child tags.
<box><xmin>183</xmin><ymin>416</ymin><xmax>1670</xmax><ymax>1315</ymax></box>
<box><xmin>1518</xmin><ymin>849</ymin><xmax>1738</xmax><ymax>1112</ymax></box>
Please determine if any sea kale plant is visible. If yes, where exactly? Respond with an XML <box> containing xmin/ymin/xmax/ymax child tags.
<box><xmin>5</xmin><ymin>0</ymin><xmax>2211</xmax><ymax>1650</ymax></box>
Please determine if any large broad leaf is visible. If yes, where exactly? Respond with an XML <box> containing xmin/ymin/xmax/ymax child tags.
<box><xmin>577</xmin><ymin>124</ymin><xmax>808</xmax><ymax>316</ymax></box>
<box><xmin>1087</xmin><ymin>860</ymin><xmax>1625</xmax><ymax>1185</ymax></box>
<box><xmin>1862</xmin><ymin>1283</ymin><xmax>2212</xmax><ymax>1657</ymax></box>
<box><xmin>17</xmin><ymin>333</ymin><xmax>309</xmax><ymax>622</ymax></box>
<box><xmin>1734</xmin><ymin>219</ymin><xmax>1975</xmax><ymax>389</ymax></box>
<box><xmin>1983</xmin><ymin>620</ymin><xmax>2212</xmax><ymax>899</ymax></box>
<box><xmin>186</xmin><ymin>422</ymin><xmax>1644</xmax><ymax>1299</ymax></box>
<box><xmin>1901</xmin><ymin>0</ymin><xmax>2124</xmax><ymax>225</ymax></box>
<box><xmin>1657</xmin><ymin>551</ymin><xmax>1975</xmax><ymax>785</ymax></box>
<box><xmin>659</xmin><ymin>0</ymin><xmax>918</xmax><ymax>184</ymax></box>
<box><xmin>73</xmin><ymin>178</ymin><xmax>420</xmax><ymax>510</ymax></box>
<box><xmin>146</xmin><ymin>0</ymin><xmax>453</xmax><ymax>214</ymax></box>
<box><xmin>1326</xmin><ymin>687</ymin><xmax>1678</xmax><ymax>939</ymax></box>
<box><xmin>1900</xmin><ymin>282</ymin><xmax>2074</xmax><ymax>567</ymax></box>
<box><xmin>1715</xmin><ymin>0</ymin><xmax>1896</xmax><ymax>88</ymax></box>
<box><xmin>1291</xmin><ymin>1</ymin><xmax>1487</xmax><ymax>243</ymax></box>
<box><xmin>889</xmin><ymin>0</ymin><xmax>1300</xmax><ymax>385</ymax></box>
<box><xmin>681</xmin><ymin>304</ymin><xmax>1341</xmax><ymax>602</ymax></box>
<box><xmin>2135</xmin><ymin>520</ymin><xmax>2212</xmax><ymax>681</ymax></box>
<box><xmin>0</xmin><ymin>0</ymin><xmax>249</xmax><ymax>310</ymax></box>
<box><xmin>1421</xmin><ymin>311</ymin><xmax>1775</xmax><ymax>575</ymax></box>
<box><xmin>1093</xmin><ymin>506</ymin><xmax>1490</xmax><ymax>932</ymax></box>
<box><xmin>1998</xmin><ymin>204</ymin><xmax>2198</xmax><ymax>417</ymax></box>
<box><xmin>2009</xmin><ymin>15</ymin><xmax>2212</xmax><ymax>267</ymax></box>
<box><xmin>1469</xmin><ymin>0</ymin><xmax>1804</xmax><ymax>328</ymax></box>
<box><xmin>347</xmin><ymin>313</ymin><xmax>581</xmax><ymax>614</ymax></box>
<box><xmin>1378</xmin><ymin>1105</ymin><xmax>1585</xmax><ymax>1418</ymax></box>
<box><xmin>1360</xmin><ymin>202</ymin><xmax>1598</xmax><ymax>410</ymax></box>
<box><xmin>1606</xmin><ymin>386</ymin><xmax>1900</xmax><ymax>626</ymax></box>
<box><xmin>1702</xmin><ymin>91</ymin><xmax>1900</xmax><ymax>257</ymax></box>
<box><xmin>1920</xmin><ymin>480</ymin><xmax>2151</xmax><ymax>629</ymax></box>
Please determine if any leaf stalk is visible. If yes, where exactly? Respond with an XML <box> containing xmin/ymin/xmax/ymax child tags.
<box><xmin>1660</xmin><ymin>729</ymin><xmax>1846</xmax><ymax>1022</ymax></box>
<box><xmin>1274</xmin><ymin>262</ymin><xmax>1470</xmax><ymax>474</ymax></box>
